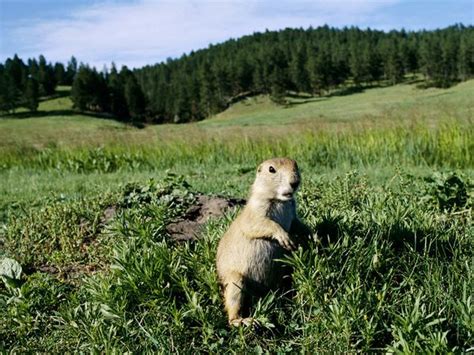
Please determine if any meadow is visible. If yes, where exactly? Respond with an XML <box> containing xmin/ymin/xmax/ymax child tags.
<box><xmin>0</xmin><ymin>81</ymin><xmax>473</xmax><ymax>352</ymax></box>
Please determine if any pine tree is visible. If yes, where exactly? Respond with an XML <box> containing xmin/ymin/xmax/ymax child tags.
<box><xmin>289</xmin><ymin>45</ymin><xmax>310</xmax><ymax>93</ymax></box>
<box><xmin>441</xmin><ymin>32</ymin><xmax>460</xmax><ymax>87</ymax></box>
<box><xmin>252</xmin><ymin>59</ymin><xmax>266</xmax><ymax>94</ymax></box>
<box><xmin>123</xmin><ymin>71</ymin><xmax>146</xmax><ymax>121</ymax></box>
<box><xmin>107</xmin><ymin>64</ymin><xmax>128</xmax><ymax>119</ymax></box>
<box><xmin>349</xmin><ymin>42</ymin><xmax>369</xmax><ymax>87</ymax></box>
<box><xmin>458</xmin><ymin>34</ymin><xmax>474</xmax><ymax>80</ymax></box>
<box><xmin>38</xmin><ymin>55</ymin><xmax>56</xmax><ymax>96</ymax></box>
<box><xmin>199</xmin><ymin>61</ymin><xmax>218</xmax><ymax>117</ymax></box>
<box><xmin>71</xmin><ymin>65</ymin><xmax>108</xmax><ymax>112</ymax></box>
<box><xmin>24</xmin><ymin>77</ymin><xmax>39</xmax><ymax>112</ymax></box>
<box><xmin>420</xmin><ymin>37</ymin><xmax>443</xmax><ymax>86</ymax></box>
<box><xmin>400</xmin><ymin>39</ymin><xmax>418</xmax><ymax>75</ymax></box>
<box><xmin>3</xmin><ymin>55</ymin><xmax>26</xmax><ymax>111</ymax></box>
<box><xmin>28</xmin><ymin>58</ymin><xmax>39</xmax><ymax>82</ymax></box>
<box><xmin>365</xmin><ymin>42</ymin><xmax>383</xmax><ymax>84</ymax></box>
<box><xmin>307</xmin><ymin>47</ymin><xmax>333</xmax><ymax>95</ymax></box>
<box><xmin>0</xmin><ymin>65</ymin><xmax>9</xmax><ymax>113</ymax></box>
<box><xmin>383</xmin><ymin>39</ymin><xmax>404</xmax><ymax>85</ymax></box>
<box><xmin>54</xmin><ymin>63</ymin><xmax>66</xmax><ymax>85</ymax></box>
<box><xmin>214</xmin><ymin>64</ymin><xmax>231</xmax><ymax>108</ymax></box>
<box><xmin>270</xmin><ymin>66</ymin><xmax>287</xmax><ymax>104</ymax></box>
<box><xmin>331</xmin><ymin>44</ymin><xmax>351</xmax><ymax>87</ymax></box>
<box><xmin>66</xmin><ymin>56</ymin><xmax>78</xmax><ymax>85</ymax></box>
<box><xmin>234</xmin><ymin>53</ymin><xmax>253</xmax><ymax>93</ymax></box>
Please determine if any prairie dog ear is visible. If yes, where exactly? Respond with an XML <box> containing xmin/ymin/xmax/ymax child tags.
<box><xmin>257</xmin><ymin>163</ymin><xmax>262</xmax><ymax>173</ymax></box>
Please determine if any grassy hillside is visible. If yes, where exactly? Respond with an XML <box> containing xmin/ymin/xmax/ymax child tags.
<box><xmin>0</xmin><ymin>81</ymin><xmax>473</xmax><ymax>352</ymax></box>
<box><xmin>212</xmin><ymin>80</ymin><xmax>474</xmax><ymax>127</ymax></box>
<box><xmin>1</xmin><ymin>80</ymin><xmax>473</xmax><ymax>150</ymax></box>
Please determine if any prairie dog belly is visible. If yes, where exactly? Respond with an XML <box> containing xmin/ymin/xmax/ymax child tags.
<box><xmin>245</xmin><ymin>238</ymin><xmax>285</xmax><ymax>289</ymax></box>
<box><xmin>217</xmin><ymin>235</ymin><xmax>285</xmax><ymax>289</ymax></box>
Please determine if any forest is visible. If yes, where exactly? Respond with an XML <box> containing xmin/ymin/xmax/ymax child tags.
<box><xmin>0</xmin><ymin>24</ymin><xmax>473</xmax><ymax>123</ymax></box>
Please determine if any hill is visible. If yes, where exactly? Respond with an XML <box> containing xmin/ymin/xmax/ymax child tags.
<box><xmin>210</xmin><ymin>79</ymin><xmax>474</xmax><ymax>127</ymax></box>
<box><xmin>2</xmin><ymin>25</ymin><xmax>473</xmax><ymax>123</ymax></box>
<box><xmin>1</xmin><ymin>79</ymin><xmax>473</xmax><ymax>151</ymax></box>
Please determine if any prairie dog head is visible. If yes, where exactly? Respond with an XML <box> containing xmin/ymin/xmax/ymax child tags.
<box><xmin>252</xmin><ymin>158</ymin><xmax>301</xmax><ymax>201</ymax></box>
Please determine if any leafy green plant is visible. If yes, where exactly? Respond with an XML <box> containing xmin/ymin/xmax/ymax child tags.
<box><xmin>424</xmin><ymin>172</ymin><xmax>471</xmax><ymax>211</ymax></box>
<box><xmin>0</xmin><ymin>257</ymin><xmax>23</xmax><ymax>290</ymax></box>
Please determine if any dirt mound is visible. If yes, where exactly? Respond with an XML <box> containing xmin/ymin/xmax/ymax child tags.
<box><xmin>166</xmin><ymin>195</ymin><xmax>245</xmax><ymax>241</ymax></box>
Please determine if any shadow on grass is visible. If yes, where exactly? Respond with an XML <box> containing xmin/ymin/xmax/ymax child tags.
<box><xmin>1</xmin><ymin>109</ymin><xmax>146</xmax><ymax>128</ymax></box>
<box><xmin>285</xmin><ymin>84</ymin><xmax>385</xmax><ymax>107</ymax></box>
<box><xmin>328</xmin><ymin>85</ymin><xmax>366</xmax><ymax>97</ymax></box>
<box><xmin>2</xmin><ymin>109</ymin><xmax>113</xmax><ymax>120</ymax></box>
<box><xmin>313</xmin><ymin>214</ymin><xmax>458</xmax><ymax>260</ymax></box>
<box><xmin>286</xmin><ymin>92</ymin><xmax>313</xmax><ymax>99</ymax></box>
<box><xmin>0</xmin><ymin>110</ymin><xmax>146</xmax><ymax>129</ymax></box>
<box><xmin>38</xmin><ymin>88</ymin><xmax>71</xmax><ymax>102</ymax></box>
<box><xmin>286</xmin><ymin>97</ymin><xmax>327</xmax><ymax>106</ymax></box>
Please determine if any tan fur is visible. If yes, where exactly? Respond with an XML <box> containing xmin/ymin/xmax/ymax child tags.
<box><xmin>216</xmin><ymin>158</ymin><xmax>311</xmax><ymax>326</ymax></box>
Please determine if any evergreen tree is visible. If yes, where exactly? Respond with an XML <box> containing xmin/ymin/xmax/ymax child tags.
<box><xmin>365</xmin><ymin>42</ymin><xmax>383</xmax><ymax>83</ymax></box>
<box><xmin>400</xmin><ymin>39</ymin><xmax>418</xmax><ymax>75</ymax></box>
<box><xmin>382</xmin><ymin>39</ymin><xmax>404</xmax><ymax>84</ymax></box>
<box><xmin>349</xmin><ymin>42</ymin><xmax>369</xmax><ymax>86</ymax></box>
<box><xmin>331</xmin><ymin>44</ymin><xmax>351</xmax><ymax>87</ymax></box>
<box><xmin>252</xmin><ymin>58</ymin><xmax>267</xmax><ymax>94</ymax></box>
<box><xmin>3</xmin><ymin>55</ymin><xmax>26</xmax><ymax>111</ymax></box>
<box><xmin>234</xmin><ymin>53</ymin><xmax>253</xmax><ymax>93</ymax></box>
<box><xmin>28</xmin><ymin>58</ymin><xmax>39</xmax><ymax>82</ymax></box>
<box><xmin>54</xmin><ymin>63</ymin><xmax>66</xmax><ymax>85</ymax></box>
<box><xmin>71</xmin><ymin>65</ymin><xmax>108</xmax><ymax>112</ymax></box>
<box><xmin>66</xmin><ymin>56</ymin><xmax>78</xmax><ymax>85</ymax></box>
<box><xmin>24</xmin><ymin>77</ymin><xmax>39</xmax><ymax>112</ymax></box>
<box><xmin>270</xmin><ymin>66</ymin><xmax>287</xmax><ymax>104</ymax></box>
<box><xmin>420</xmin><ymin>37</ymin><xmax>444</xmax><ymax>85</ymax></box>
<box><xmin>107</xmin><ymin>64</ymin><xmax>128</xmax><ymax>119</ymax></box>
<box><xmin>214</xmin><ymin>64</ymin><xmax>232</xmax><ymax>108</ymax></box>
<box><xmin>289</xmin><ymin>45</ymin><xmax>310</xmax><ymax>93</ymax></box>
<box><xmin>123</xmin><ymin>69</ymin><xmax>146</xmax><ymax>121</ymax></box>
<box><xmin>441</xmin><ymin>32</ymin><xmax>460</xmax><ymax>87</ymax></box>
<box><xmin>38</xmin><ymin>55</ymin><xmax>56</xmax><ymax>96</ymax></box>
<box><xmin>0</xmin><ymin>65</ymin><xmax>9</xmax><ymax>113</ymax></box>
<box><xmin>199</xmin><ymin>61</ymin><xmax>214</xmax><ymax>117</ymax></box>
<box><xmin>307</xmin><ymin>47</ymin><xmax>333</xmax><ymax>95</ymax></box>
<box><xmin>458</xmin><ymin>33</ymin><xmax>474</xmax><ymax>80</ymax></box>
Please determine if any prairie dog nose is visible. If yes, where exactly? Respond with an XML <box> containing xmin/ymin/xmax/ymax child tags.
<box><xmin>290</xmin><ymin>181</ymin><xmax>300</xmax><ymax>190</ymax></box>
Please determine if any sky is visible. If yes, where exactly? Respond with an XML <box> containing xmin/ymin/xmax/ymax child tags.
<box><xmin>0</xmin><ymin>0</ymin><xmax>473</xmax><ymax>69</ymax></box>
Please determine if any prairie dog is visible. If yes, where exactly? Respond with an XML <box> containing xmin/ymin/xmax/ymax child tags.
<box><xmin>216</xmin><ymin>158</ymin><xmax>311</xmax><ymax>326</ymax></box>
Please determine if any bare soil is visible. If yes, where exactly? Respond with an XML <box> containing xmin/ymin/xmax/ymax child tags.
<box><xmin>166</xmin><ymin>194</ymin><xmax>244</xmax><ymax>241</ymax></box>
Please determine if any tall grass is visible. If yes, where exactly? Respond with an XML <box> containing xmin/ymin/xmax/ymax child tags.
<box><xmin>1</xmin><ymin>122</ymin><xmax>472</xmax><ymax>172</ymax></box>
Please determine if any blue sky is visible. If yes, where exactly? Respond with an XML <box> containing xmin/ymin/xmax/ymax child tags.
<box><xmin>1</xmin><ymin>0</ymin><xmax>472</xmax><ymax>68</ymax></box>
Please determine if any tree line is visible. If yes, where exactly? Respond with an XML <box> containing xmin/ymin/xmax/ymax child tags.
<box><xmin>0</xmin><ymin>55</ymin><xmax>77</xmax><ymax>113</ymax></box>
<box><xmin>1</xmin><ymin>25</ymin><xmax>473</xmax><ymax>123</ymax></box>
<box><xmin>135</xmin><ymin>24</ymin><xmax>473</xmax><ymax>123</ymax></box>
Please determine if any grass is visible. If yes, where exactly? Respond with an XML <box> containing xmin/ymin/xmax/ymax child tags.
<box><xmin>0</xmin><ymin>80</ymin><xmax>473</xmax><ymax>352</ymax></box>
<box><xmin>210</xmin><ymin>80</ymin><xmax>474</xmax><ymax>126</ymax></box>
<box><xmin>1</xmin><ymin>80</ymin><xmax>473</xmax><ymax>150</ymax></box>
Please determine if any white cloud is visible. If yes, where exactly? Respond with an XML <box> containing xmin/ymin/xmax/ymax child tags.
<box><xmin>5</xmin><ymin>0</ymin><xmax>401</xmax><ymax>68</ymax></box>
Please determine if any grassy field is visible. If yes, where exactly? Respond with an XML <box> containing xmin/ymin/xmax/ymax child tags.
<box><xmin>0</xmin><ymin>81</ymin><xmax>473</xmax><ymax>352</ymax></box>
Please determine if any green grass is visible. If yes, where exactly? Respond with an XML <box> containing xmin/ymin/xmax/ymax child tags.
<box><xmin>209</xmin><ymin>80</ymin><xmax>474</xmax><ymax>126</ymax></box>
<box><xmin>1</xmin><ymin>80</ymin><xmax>473</xmax><ymax>151</ymax></box>
<box><xmin>0</xmin><ymin>81</ymin><xmax>473</xmax><ymax>352</ymax></box>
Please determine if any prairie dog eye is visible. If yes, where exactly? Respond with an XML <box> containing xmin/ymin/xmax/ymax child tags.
<box><xmin>269</xmin><ymin>166</ymin><xmax>276</xmax><ymax>173</ymax></box>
